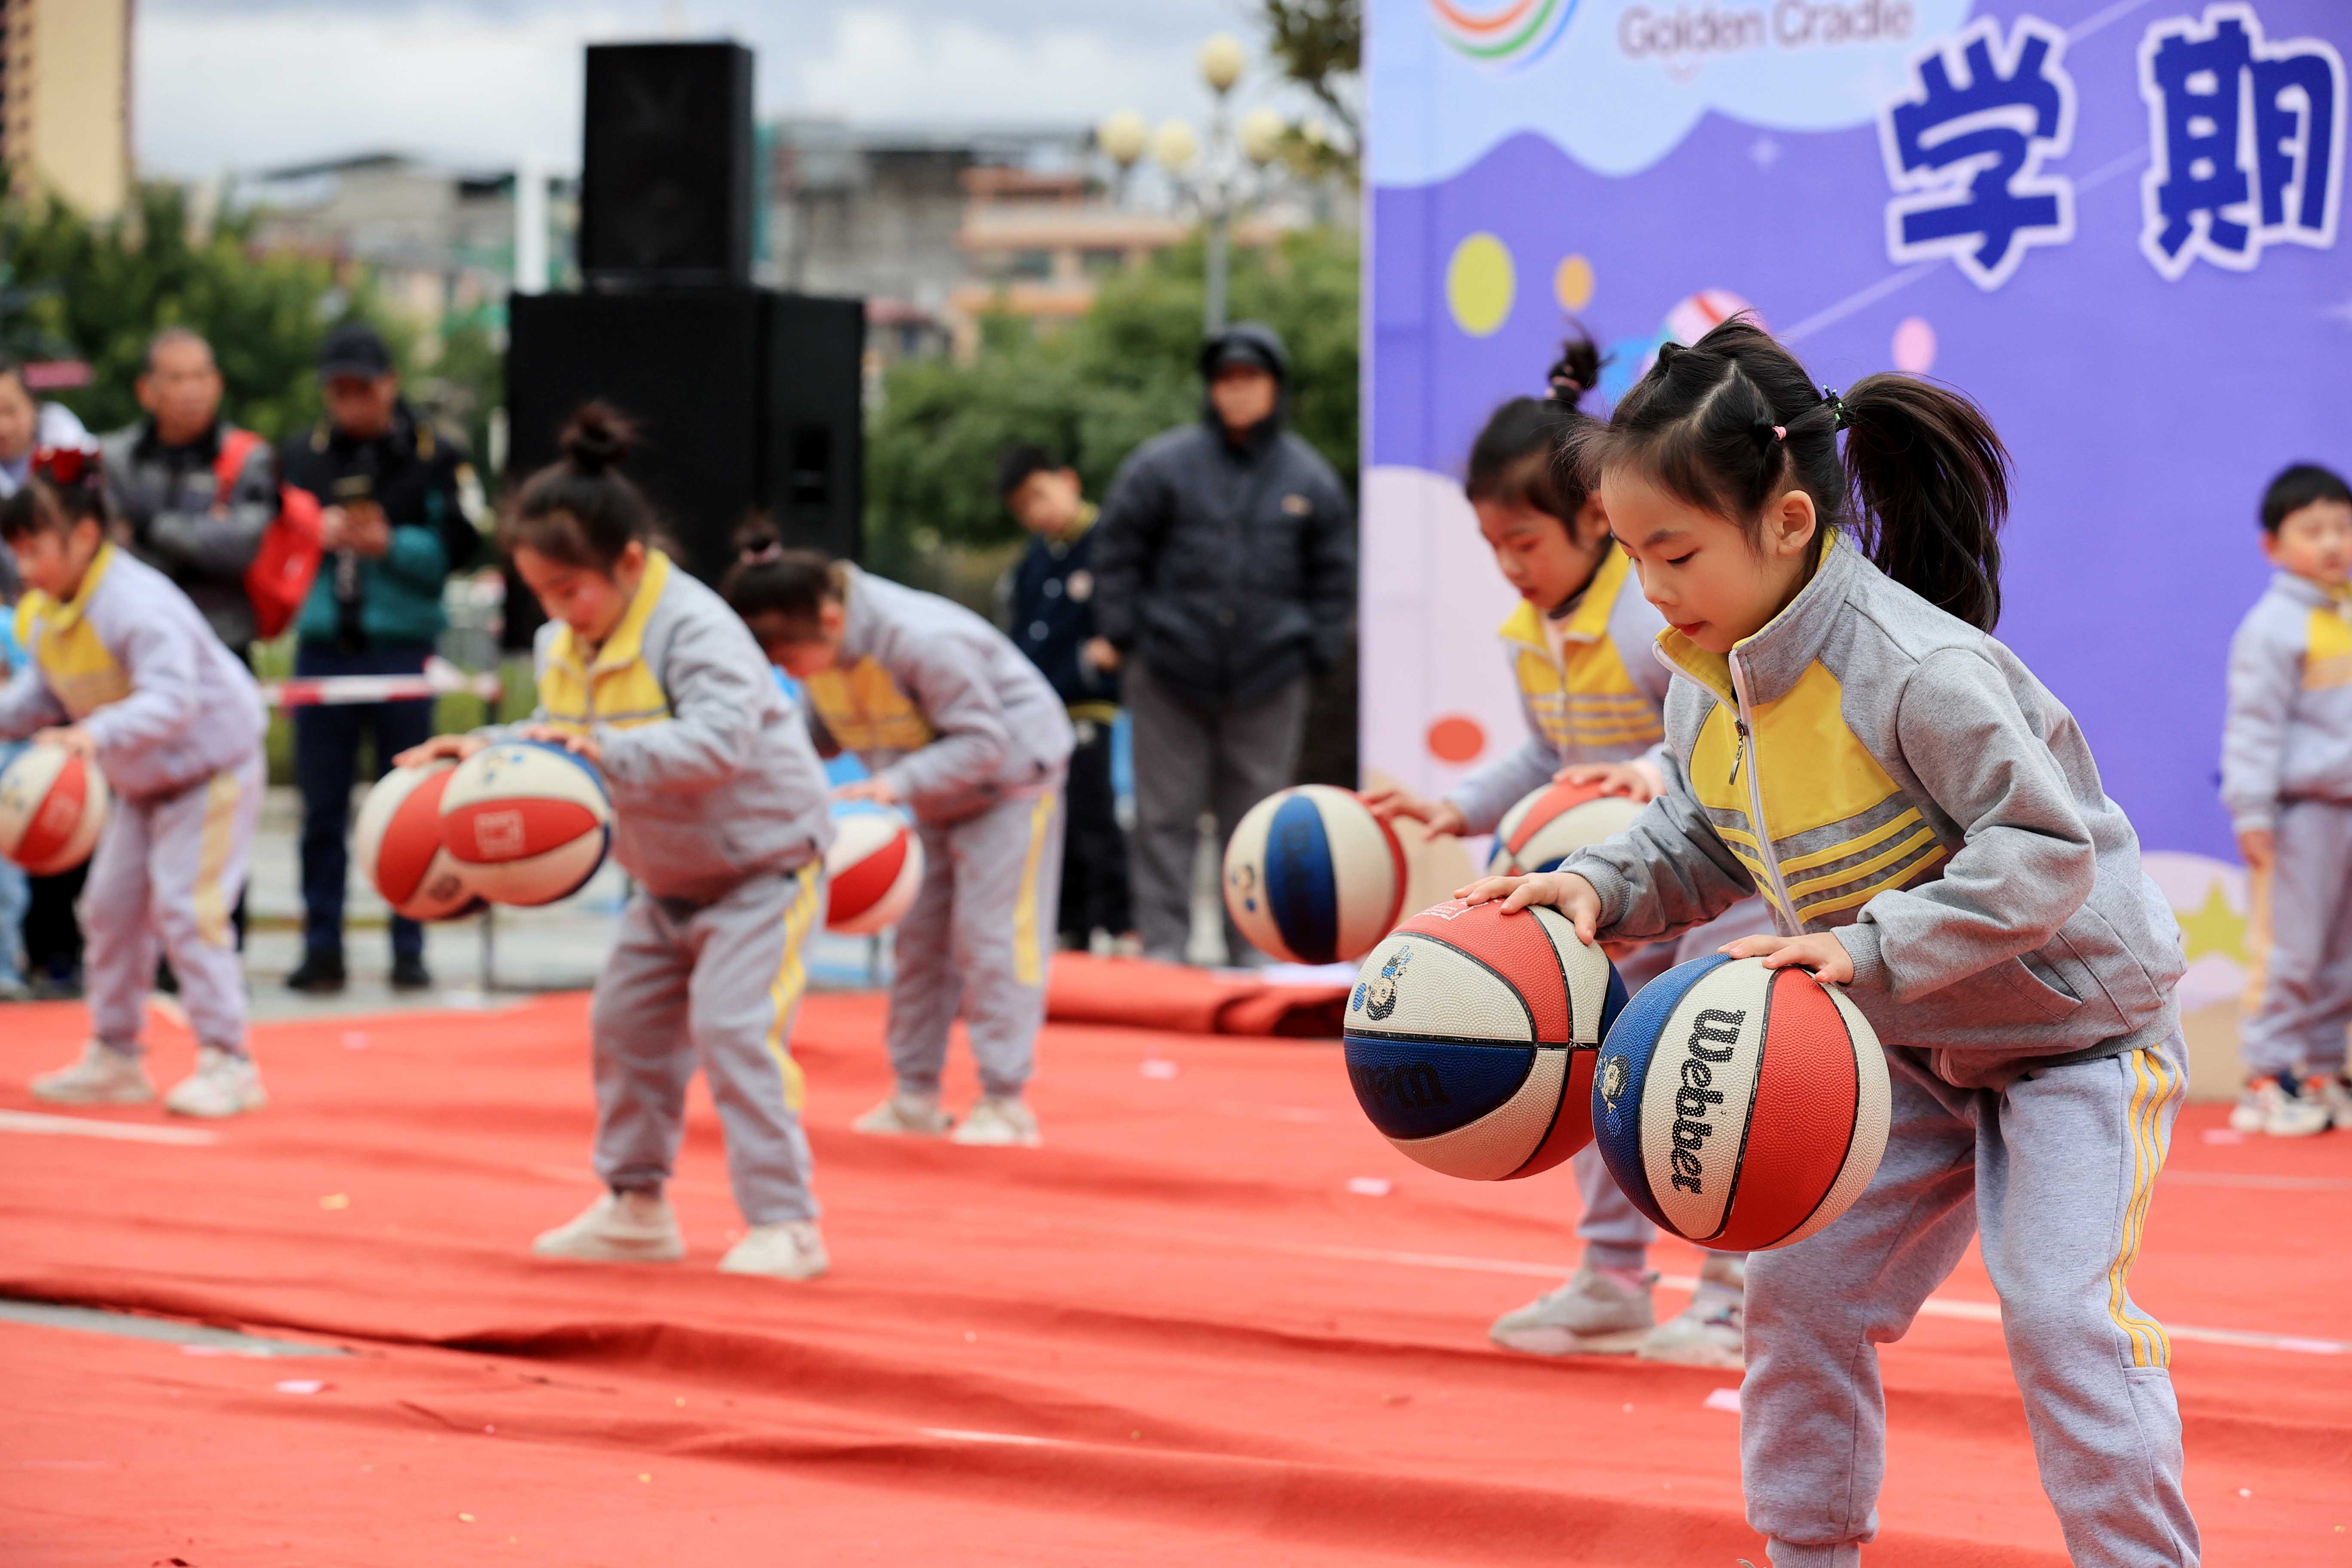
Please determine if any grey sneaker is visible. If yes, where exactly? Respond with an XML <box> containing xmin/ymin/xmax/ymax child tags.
<box><xmin>1489</xmin><ymin>1265</ymin><xmax>1656</xmax><ymax>1356</ymax></box>
<box><xmin>530</xmin><ymin>1190</ymin><xmax>685</xmax><ymax>1263</ymax></box>
<box><xmin>1638</xmin><ymin>1255</ymin><xmax>1747</xmax><ymax>1369</ymax></box>
<box><xmin>31</xmin><ymin>1040</ymin><xmax>155</xmax><ymax>1105</ymax></box>
<box><xmin>852</xmin><ymin>1092</ymin><xmax>954</xmax><ymax>1137</ymax></box>
<box><xmin>162</xmin><ymin>1047</ymin><xmax>266</xmax><ymax>1118</ymax></box>
<box><xmin>951</xmin><ymin>1095</ymin><xmax>1041</xmax><ymax>1147</ymax></box>
<box><xmin>718</xmin><ymin>1221</ymin><xmax>829</xmax><ymax>1281</ymax></box>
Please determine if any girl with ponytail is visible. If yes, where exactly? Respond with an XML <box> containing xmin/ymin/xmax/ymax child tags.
<box><xmin>1367</xmin><ymin>328</ymin><xmax>1773</xmax><ymax>1368</ymax></box>
<box><xmin>1460</xmin><ymin>318</ymin><xmax>2199</xmax><ymax>1564</ymax></box>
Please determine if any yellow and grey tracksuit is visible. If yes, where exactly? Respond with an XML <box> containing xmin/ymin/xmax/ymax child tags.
<box><xmin>2222</xmin><ymin>572</ymin><xmax>2352</xmax><ymax>1080</ymax></box>
<box><xmin>522</xmin><ymin>551</ymin><xmax>833</xmax><ymax>1224</ymax></box>
<box><xmin>1562</xmin><ymin>532</ymin><xmax>2196</xmax><ymax>1568</ymax></box>
<box><xmin>0</xmin><ymin>545</ymin><xmax>266</xmax><ymax>1058</ymax></box>
<box><xmin>804</xmin><ymin>566</ymin><xmax>1073</xmax><ymax>1100</ymax></box>
<box><xmin>1443</xmin><ymin>545</ymin><xmax>1769</xmax><ymax>1271</ymax></box>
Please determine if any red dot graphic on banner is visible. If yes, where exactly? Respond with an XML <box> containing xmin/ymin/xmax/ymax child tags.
<box><xmin>1426</xmin><ymin>714</ymin><xmax>1486</xmax><ymax>763</ymax></box>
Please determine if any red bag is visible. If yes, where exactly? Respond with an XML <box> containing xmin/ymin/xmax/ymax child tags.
<box><xmin>216</xmin><ymin>429</ymin><xmax>323</xmax><ymax>640</ymax></box>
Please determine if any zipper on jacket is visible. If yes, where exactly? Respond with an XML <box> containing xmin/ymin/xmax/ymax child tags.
<box><xmin>1728</xmin><ymin>720</ymin><xmax>1747</xmax><ymax>785</ymax></box>
<box><xmin>1728</xmin><ymin>652</ymin><xmax>1800</xmax><ymax>932</ymax></box>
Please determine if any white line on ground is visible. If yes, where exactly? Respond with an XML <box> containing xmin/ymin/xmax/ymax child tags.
<box><xmin>919</xmin><ymin>1427</ymin><xmax>1074</xmax><ymax>1447</ymax></box>
<box><xmin>0</xmin><ymin>1110</ymin><xmax>218</xmax><ymax>1145</ymax></box>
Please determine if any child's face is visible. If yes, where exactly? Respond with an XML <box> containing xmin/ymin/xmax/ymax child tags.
<box><xmin>513</xmin><ymin>539</ymin><xmax>643</xmax><ymax>645</ymax></box>
<box><xmin>10</xmin><ymin>518</ymin><xmax>103</xmax><ymax>601</ymax></box>
<box><xmin>2264</xmin><ymin>499</ymin><xmax>2352</xmax><ymax>588</ymax></box>
<box><xmin>1604</xmin><ymin>469</ymin><xmax>1818</xmax><ymax>657</ymax></box>
<box><xmin>1006</xmin><ymin>469</ymin><xmax>1084</xmax><ymax>537</ymax></box>
<box><xmin>746</xmin><ymin>605</ymin><xmax>846</xmax><ymax>679</ymax></box>
<box><xmin>1476</xmin><ymin>495</ymin><xmax>1610</xmax><ymax>610</ymax></box>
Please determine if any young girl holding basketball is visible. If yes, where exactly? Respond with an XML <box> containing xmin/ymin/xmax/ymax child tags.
<box><xmin>401</xmin><ymin>407</ymin><xmax>837</xmax><ymax>1281</ymax></box>
<box><xmin>1462</xmin><ymin>319</ymin><xmax>2196</xmax><ymax>1566</ymax></box>
<box><xmin>1366</xmin><ymin>333</ymin><xmax>1769</xmax><ymax>1369</ymax></box>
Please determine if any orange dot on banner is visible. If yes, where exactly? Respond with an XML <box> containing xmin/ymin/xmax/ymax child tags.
<box><xmin>1426</xmin><ymin>714</ymin><xmax>1486</xmax><ymax>764</ymax></box>
<box><xmin>1555</xmin><ymin>253</ymin><xmax>1594</xmax><ymax>312</ymax></box>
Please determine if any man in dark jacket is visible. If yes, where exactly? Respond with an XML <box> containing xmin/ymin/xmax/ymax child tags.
<box><xmin>103</xmin><ymin>328</ymin><xmax>278</xmax><ymax>661</ymax></box>
<box><xmin>279</xmin><ymin>322</ymin><xmax>478</xmax><ymax>995</ymax></box>
<box><xmin>1090</xmin><ymin>322</ymin><xmax>1354</xmax><ymax>965</ymax></box>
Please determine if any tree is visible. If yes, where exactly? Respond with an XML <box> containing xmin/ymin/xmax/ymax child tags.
<box><xmin>1259</xmin><ymin>0</ymin><xmax>1363</xmax><ymax>177</ymax></box>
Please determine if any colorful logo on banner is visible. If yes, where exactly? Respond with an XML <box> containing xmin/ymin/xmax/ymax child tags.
<box><xmin>1427</xmin><ymin>0</ymin><xmax>1582</xmax><ymax>70</ymax></box>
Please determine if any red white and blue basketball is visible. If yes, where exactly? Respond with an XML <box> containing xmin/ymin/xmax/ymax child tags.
<box><xmin>1486</xmin><ymin>779</ymin><xmax>1645</xmax><ymax>876</ymax></box>
<box><xmin>0</xmin><ymin>741</ymin><xmax>110</xmax><ymax>875</ymax></box>
<box><xmin>825</xmin><ymin>806</ymin><xmax>924</xmax><ymax>934</ymax></box>
<box><xmin>1592</xmin><ymin>955</ymin><xmax>1889</xmax><ymax>1251</ymax></box>
<box><xmin>1223</xmin><ymin>785</ymin><xmax>1408</xmax><ymax>965</ymax></box>
<box><xmin>1343</xmin><ymin>899</ymin><xmax>1626</xmax><ymax>1181</ymax></box>
<box><xmin>438</xmin><ymin>739</ymin><xmax>612</xmax><ymax>906</ymax></box>
<box><xmin>354</xmin><ymin>760</ymin><xmax>484</xmax><ymax>922</ymax></box>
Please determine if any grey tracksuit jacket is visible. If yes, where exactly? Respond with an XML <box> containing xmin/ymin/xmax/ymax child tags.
<box><xmin>102</xmin><ymin>419</ymin><xmax>278</xmax><ymax>652</ymax></box>
<box><xmin>2220</xmin><ymin>571</ymin><xmax>2352</xmax><ymax>833</ymax></box>
<box><xmin>1562</xmin><ymin>530</ymin><xmax>2184</xmax><ymax>1090</ymax></box>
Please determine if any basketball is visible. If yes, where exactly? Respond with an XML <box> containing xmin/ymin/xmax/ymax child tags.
<box><xmin>1343</xmin><ymin>898</ymin><xmax>1626</xmax><ymax>1181</ymax></box>
<box><xmin>0</xmin><ymin>741</ymin><xmax>110</xmax><ymax>874</ymax></box>
<box><xmin>354</xmin><ymin>760</ymin><xmax>484</xmax><ymax>922</ymax></box>
<box><xmin>825</xmin><ymin>807</ymin><xmax>924</xmax><ymax>934</ymax></box>
<box><xmin>1485</xmin><ymin>779</ymin><xmax>1645</xmax><ymax>876</ymax></box>
<box><xmin>1592</xmin><ymin>955</ymin><xmax>1890</xmax><ymax>1252</ymax></box>
<box><xmin>438</xmin><ymin>739</ymin><xmax>613</xmax><ymax>906</ymax></box>
<box><xmin>1223</xmin><ymin>785</ymin><xmax>1407</xmax><ymax>965</ymax></box>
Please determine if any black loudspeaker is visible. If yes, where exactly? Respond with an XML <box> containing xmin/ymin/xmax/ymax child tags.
<box><xmin>505</xmin><ymin>289</ymin><xmax>864</xmax><ymax>593</ymax></box>
<box><xmin>580</xmin><ymin>42</ymin><xmax>754</xmax><ymax>287</ymax></box>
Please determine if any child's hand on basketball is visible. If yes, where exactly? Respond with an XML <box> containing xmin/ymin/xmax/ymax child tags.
<box><xmin>836</xmin><ymin>775</ymin><xmax>900</xmax><ymax>806</ymax></box>
<box><xmin>1553</xmin><ymin>761</ymin><xmax>1661</xmax><ymax>804</ymax></box>
<box><xmin>1719</xmin><ymin>931</ymin><xmax>1854</xmax><ymax>985</ymax></box>
<box><xmin>1454</xmin><ymin>870</ymin><xmax>1603</xmax><ymax>943</ymax></box>
<box><xmin>518</xmin><ymin>724</ymin><xmax>602</xmax><ymax>766</ymax></box>
<box><xmin>1361</xmin><ymin>785</ymin><xmax>1466</xmax><ymax>836</ymax></box>
<box><xmin>31</xmin><ymin>725</ymin><xmax>93</xmax><ymax>757</ymax></box>
<box><xmin>392</xmin><ymin>734</ymin><xmax>488</xmax><ymax>769</ymax></box>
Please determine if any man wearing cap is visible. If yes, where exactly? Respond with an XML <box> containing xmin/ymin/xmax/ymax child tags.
<box><xmin>278</xmin><ymin>323</ymin><xmax>478</xmax><ymax>994</ymax></box>
<box><xmin>1090</xmin><ymin>322</ymin><xmax>1355</xmax><ymax>967</ymax></box>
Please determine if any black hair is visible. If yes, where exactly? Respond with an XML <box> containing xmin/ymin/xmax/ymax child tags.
<box><xmin>723</xmin><ymin>548</ymin><xmax>843</xmax><ymax>635</ymax></box>
<box><xmin>500</xmin><ymin>402</ymin><xmax>652</xmax><ymax>573</ymax></box>
<box><xmin>995</xmin><ymin>444</ymin><xmax>1067</xmax><ymax>501</ymax></box>
<box><xmin>0</xmin><ymin>455</ymin><xmax>109</xmax><ymax>545</ymax></box>
<box><xmin>1568</xmin><ymin>317</ymin><xmax>2010</xmax><ymax>631</ymax></box>
<box><xmin>2260</xmin><ymin>463</ymin><xmax>2352</xmax><ymax>534</ymax></box>
<box><xmin>1464</xmin><ymin>327</ymin><xmax>1603</xmax><ymax>525</ymax></box>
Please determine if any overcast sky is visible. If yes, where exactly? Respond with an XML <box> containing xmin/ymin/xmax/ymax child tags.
<box><xmin>138</xmin><ymin>0</ymin><xmax>1280</xmax><ymax>178</ymax></box>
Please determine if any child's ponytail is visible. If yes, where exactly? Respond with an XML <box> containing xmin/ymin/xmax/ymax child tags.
<box><xmin>1836</xmin><ymin>374</ymin><xmax>2009</xmax><ymax>632</ymax></box>
<box><xmin>1465</xmin><ymin>323</ymin><xmax>1605</xmax><ymax>522</ymax></box>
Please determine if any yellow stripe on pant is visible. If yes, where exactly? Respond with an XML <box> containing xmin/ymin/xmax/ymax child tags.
<box><xmin>2106</xmin><ymin>1048</ymin><xmax>2178</xmax><ymax>1368</ymax></box>
<box><xmin>1011</xmin><ymin>789</ymin><xmax>1058</xmax><ymax>989</ymax></box>
<box><xmin>192</xmin><ymin>772</ymin><xmax>241</xmax><ymax>948</ymax></box>
<box><xmin>764</xmin><ymin>862</ymin><xmax>823</xmax><ymax>1113</ymax></box>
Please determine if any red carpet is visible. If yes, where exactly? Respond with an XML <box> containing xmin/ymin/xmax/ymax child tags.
<box><xmin>1046</xmin><ymin>952</ymin><xmax>1352</xmax><ymax>1036</ymax></box>
<box><xmin>1</xmin><ymin>989</ymin><xmax>2347</xmax><ymax>1566</ymax></box>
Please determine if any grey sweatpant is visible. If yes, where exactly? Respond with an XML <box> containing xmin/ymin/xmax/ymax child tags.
<box><xmin>1746</xmin><ymin>1035</ymin><xmax>2198</xmax><ymax>1568</ymax></box>
<box><xmin>1575</xmin><ymin>897</ymin><xmax>1778</xmax><ymax>1271</ymax></box>
<box><xmin>888</xmin><ymin>780</ymin><xmax>1066</xmax><ymax>1100</ymax></box>
<box><xmin>590</xmin><ymin>863</ymin><xmax>824</xmax><ymax>1225</ymax></box>
<box><xmin>85</xmin><ymin>753</ymin><xmax>264</xmax><ymax>1058</ymax></box>
<box><xmin>1126</xmin><ymin>660</ymin><xmax>1310</xmax><ymax>965</ymax></box>
<box><xmin>2242</xmin><ymin>799</ymin><xmax>2352</xmax><ymax>1078</ymax></box>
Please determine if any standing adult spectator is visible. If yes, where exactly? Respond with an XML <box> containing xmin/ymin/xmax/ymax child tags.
<box><xmin>101</xmin><ymin>328</ymin><xmax>278</xmax><ymax>661</ymax></box>
<box><xmin>0</xmin><ymin>354</ymin><xmax>92</xmax><ymax>500</ymax></box>
<box><xmin>1090</xmin><ymin>322</ymin><xmax>1354</xmax><ymax>966</ymax></box>
<box><xmin>279</xmin><ymin>323</ymin><xmax>475</xmax><ymax>993</ymax></box>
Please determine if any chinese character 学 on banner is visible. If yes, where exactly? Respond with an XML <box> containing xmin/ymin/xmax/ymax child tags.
<box><xmin>1880</xmin><ymin>17</ymin><xmax>2078</xmax><ymax>291</ymax></box>
<box><xmin>2138</xmin><ymin>3</ymin><xmax>2346</xmax><ymax>279</ymax></box>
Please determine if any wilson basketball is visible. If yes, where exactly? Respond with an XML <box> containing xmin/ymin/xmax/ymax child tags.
<box><xmin>438</xmin><ymin>740</ymin><xmax>612</xmax><ymax>906</ymax></box>
<box><xmin>1592</xmin><ymin>955</ymin><xmax>1889</xmax><ymax>1251</ymax></box>
<box><xmin>1486</xmin><ymin>779</ymin><xmax>1645</xmax><ymax>876</ymax></box>
<box><xmin>0</xmin><ymin>741</ymin><xmax>110</xmax><ymax>874</ymax></box>
<box><xmin>825</xmin><ymin>807</ymin><xmax>924</xmax><ymax>934</ymax></box>
<box><xmin>1224</xmin><ymin>785</ymin><xmax>1407</xmax><ymax>965</ymax></box>
<box><xmin>1343</xmin><ymin>899</ymin><xmax>1626</xmax><ymax>1181</ymax></box>
<box><xmin>354</xmin><ymin>760</ymin><xmax>484</xmax><ymax>922</ymax></box>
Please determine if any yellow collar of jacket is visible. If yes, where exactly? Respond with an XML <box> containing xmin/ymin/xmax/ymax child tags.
<box><xmin>1498</xmin><ymin>542</ymin><xmax>1632</xmax><ymax>655</ymax></box>
<box><xmin>539</xmin><ymin>549</ymin><xmax>675</xmax><ymax>733</ymax></box>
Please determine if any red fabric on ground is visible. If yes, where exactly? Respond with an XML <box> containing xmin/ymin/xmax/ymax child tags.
<box><xmin>1046</xmin><ymin>952</ymin><xmax>1351</xmax><ymax>1036</ymax></box>
<box><xmin>1</xmin><ymin>992</ymin><xmax>2347</xmax><ymax>1565</ymax></box>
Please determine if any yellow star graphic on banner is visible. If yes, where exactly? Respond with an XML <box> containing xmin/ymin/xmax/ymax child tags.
<box><xmin>2177</xmin><ymin>882</ymin><xmax>2248</xmax><ymax>965</ymax></box>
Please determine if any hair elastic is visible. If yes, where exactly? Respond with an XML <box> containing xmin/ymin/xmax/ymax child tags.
<box><xmin>33</xmin><ymin>446</ymin><xmax>97</xmax><ymax>485</ymax></box>
<box><xmin>1771</xmin><ymin>426</ymin><xmax>1787</xmax><ymax>441</ymax></box>
<box><xmin>1821</xmin><ymin>386</ymin><xmax>1849</xmax><ymax>430</ymax></box>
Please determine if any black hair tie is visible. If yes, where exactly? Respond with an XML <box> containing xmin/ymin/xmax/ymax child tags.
<box><xmin>1821</xmin><ymin>386</ymin><xmax>1849</xmax><ymax>430</ymax></box>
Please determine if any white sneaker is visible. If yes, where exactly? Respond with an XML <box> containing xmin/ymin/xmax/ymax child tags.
<box><xmin>1488</xmin><ymin>1265</ymin><xmax>1656</xmax><ymax>1357</ymax></box>
<box><xmin>31</xmin><ymin>1041</ymin><xmax>155</xmax><ymax>1105</ymax></box>
<box><xmin>717</xmin><ymin>1221</ymin><xmax>829</xmax><ymax>1281</ymax></box>
<box><xmin>530</xmin><ymin>1190</ymin><xmax>685</xmax><ymax>1263</ymax></box>
<box><xmin>951</xmin><ymin>1095</ymin><xmax>1041</xmax><ymax>1147</ymax></box>
<box><xmin>852</xmin><ymin>1092</ymin><xmax>954</xmax><ymax>1137</ymax></box>
<box><xmin>2240</xmin><ymin>1075</ymin><xmax>2331</xmax><ymax>1138</ymax></box>
<box><xmin>1638</xmin><ymin>1256</ymin><xmax>1747</xmax><ymax>1369</ymax></box>
<box><xmin>2307</xmin><ymin>1075</ymin><xmax>2352</xmax><ymax>1132</ymax></box>
<box><xmin>162</xmin><ymin>1047</ymin><xmax>265</xmax><ymax>1118</ymax></box>
<box><xmin>2227</xmin><ymin>1085</ymin><xmax>2267</xmax><ymax>1133</ymax></box>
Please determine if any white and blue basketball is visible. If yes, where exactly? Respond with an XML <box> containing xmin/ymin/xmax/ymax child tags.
<box><xmin>1344</xmin><ymin>898</ymin><xmax>1626</xmax><ymax>1181</ymax></box>
<box><xmin>1486</xmin><ymin>779</ymin><xmax>1645</xmax><ymax>876</ymax></box>
<box><xmin>1592</xmin><ymin>956</ymin><xmax>1889</xmax><ymax>1251</ymax></box>
<box><xmin>438</xmin><ymin>739</ymin><xmax>613</xmax><ymax>906</ymax></box>
<box><xmin>1223</xmin><ymin>784</ymin><xmax>1407</xmax><ymax>965</ymax></box>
